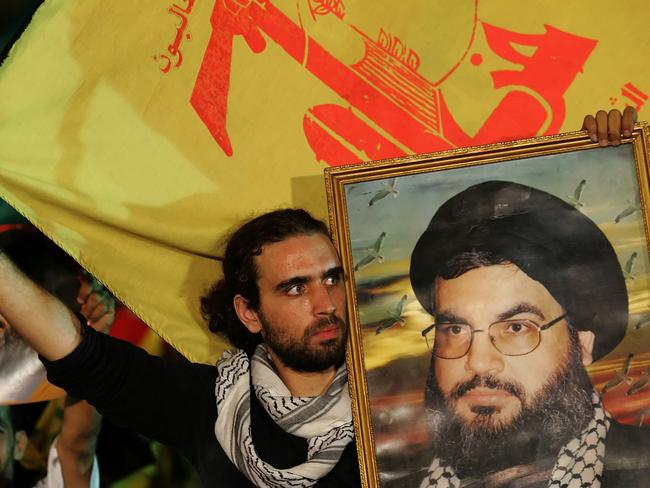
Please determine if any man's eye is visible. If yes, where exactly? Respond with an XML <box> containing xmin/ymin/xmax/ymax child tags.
<box><xmin>503</xmin><ymin>321</ymin><xmax>533</xmax><ymax>335</ymax></box>
<box><xmin>439</xmin><ymin>324</ymin><xmax>465</xmax><ymax>336</ymax></box>
<box><xmin>324</xmin><ymin>274</ymin><xmax>341</xmax><ymax>286</ymax></box>
<box><xmin>286</xmin><ymin>284</ymin><xmax>306</xmax><ymax>296</ymax></box>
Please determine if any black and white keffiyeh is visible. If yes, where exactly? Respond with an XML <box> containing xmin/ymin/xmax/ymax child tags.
<box><xmin>420</xmin><ymin>391</ymin><xmax>611</xmax><ymax>488</ymax></box>
<box><xmin>214</xmin><ymin>344</ymin><xmax>354</xmax><ymax>488</ymax></box>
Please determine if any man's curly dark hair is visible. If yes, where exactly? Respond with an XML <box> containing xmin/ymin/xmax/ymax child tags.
<box><xmin>200</xmin><ymin>209</ymin><xmax>330</xmax><ymax>353</ymax></box>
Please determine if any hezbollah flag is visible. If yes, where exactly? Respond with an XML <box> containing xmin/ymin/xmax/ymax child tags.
<box><xmin>0</xmin><ymin>0</ymin><xmax>648</xmax><ymax>364</ymax></box>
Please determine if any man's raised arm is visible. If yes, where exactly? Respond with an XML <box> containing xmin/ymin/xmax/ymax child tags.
<box><xmin>0</xmin><ymin>251</ymin><xmax>82</xmax><ymax>360</ymax></box>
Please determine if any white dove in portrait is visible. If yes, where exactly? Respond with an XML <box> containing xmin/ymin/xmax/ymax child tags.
<box><xmin>364</xmin><ymin>178</ymin><xmax>399</xmax><ymax>207</ymax></box>
<box><xmin>354</xmin><ymin>232</ymin><xmax>386</xmax><ymax>271</ymax></box>
<box><xmin>375</xmin><ymin>294</ymin><xmax>409</xmax><ymax>335</ymax></box>
<box><xmin>566</xmin><ymin>179</ymin><xmax>586</xmax><ymax>208</ymax></box>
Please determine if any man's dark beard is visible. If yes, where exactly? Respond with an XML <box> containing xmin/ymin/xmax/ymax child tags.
<box><xmin>423</xmin><ymin>333</ymin><xmax>594</xmax><ymax>478</ymax></box>
<box><xmin>258</xmin><ymin>311</ymin><xmax>347</xmax><ymax>373</ymax></box>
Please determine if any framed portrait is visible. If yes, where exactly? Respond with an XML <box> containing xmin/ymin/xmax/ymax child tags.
<box><xmin>325</xmin><ymin>125</ymin><xmax>650</xmax><ymax>487</ymax></box>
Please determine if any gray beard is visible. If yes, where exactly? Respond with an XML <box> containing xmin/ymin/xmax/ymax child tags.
<box><xmin>424</xmin><ymin>337</ymin><xmax>594</xmax><ymax>478</ymax></box>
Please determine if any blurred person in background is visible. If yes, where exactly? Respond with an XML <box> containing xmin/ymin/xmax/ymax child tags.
<box><xmin>0</xmin><ymin>227</ymin><xmax>113</xmax><ymax>487</ymax></box>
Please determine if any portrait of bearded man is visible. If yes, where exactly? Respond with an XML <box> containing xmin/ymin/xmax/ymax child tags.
<box><xmin>407</xmin><ymin>180</ymin><xmax>650</xmax><ymax>487</ymax></box>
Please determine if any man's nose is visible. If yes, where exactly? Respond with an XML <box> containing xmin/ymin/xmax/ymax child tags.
<box><xmin>464</xmin><ymin>330</ymin><xmax>504</xmax><ymax>376</ymax></box>
<box><xmin>311</xmin><ymin>283</ymin><xmax>336</xmax><ymax>316</ymax></box>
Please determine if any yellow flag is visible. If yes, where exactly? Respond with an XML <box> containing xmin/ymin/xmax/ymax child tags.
<box><xmin>0</xmin><ymin>0</ymin><xmax>648</xmax><ymax>363</ymax></box>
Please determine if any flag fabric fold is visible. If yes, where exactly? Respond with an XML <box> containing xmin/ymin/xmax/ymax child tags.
<box><xmin>0</xmin><ymin>0</ymin><xmax>648</xmax><ymax>364</ymax></box>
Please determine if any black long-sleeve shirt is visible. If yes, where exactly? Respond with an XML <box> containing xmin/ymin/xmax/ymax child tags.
<box><xmin>42</xmin><ymin>327</ymin><xmax>360</xmax><ymax>487</ymax></box>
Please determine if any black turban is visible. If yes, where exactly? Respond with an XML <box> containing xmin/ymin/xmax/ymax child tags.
<box><xmin>410</xmin><ymin>180</ymin><xmax>628</xmax><ymax>361</ymax></box>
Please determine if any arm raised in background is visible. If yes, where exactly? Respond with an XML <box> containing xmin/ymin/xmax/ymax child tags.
<box><xmin>0</xmin><ymin>251</ymin><xmax>82</xmax><ymax>360</ymax></box>
<box><xmin>54</xmin><ymin>276</ymin><xmax>113</xmax><ymax>488</ymax></box>
<box><xmin>55</xmin><ymin>396</ymin><xmax>102</xmax><ymax>488</ymax></box>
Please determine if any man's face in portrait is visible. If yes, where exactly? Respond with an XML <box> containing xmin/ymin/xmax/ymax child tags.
<box><xmin>247</xmin><ymin>233</ymin><xmax>348</xmax><ymax>372</ymax></box>
<box><xmin>425</xmin><ymin>263</ymin><xmax>596</xmax><ymax>475</ymax></box>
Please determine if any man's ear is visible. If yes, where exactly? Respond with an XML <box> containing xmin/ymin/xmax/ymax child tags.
<box><xmin>577</xmin><ymin>330</ymin><xmax>595</xmax><ymax>366</ymax></box>
<box><xmin>233</xmin><ymin>295</ymin><xmax>262</xmax><ymax>334</ymax></box>
<box><xmin>13</xmin><ymin>430</ymin><xmax>27</xmax><ymax>461</ymax></box>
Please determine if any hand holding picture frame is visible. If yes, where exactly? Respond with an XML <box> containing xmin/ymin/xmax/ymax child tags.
<box><xmin>326</xmin><ymin>125</ymin><xmax>650</xmax><ymax>487</ymax></box>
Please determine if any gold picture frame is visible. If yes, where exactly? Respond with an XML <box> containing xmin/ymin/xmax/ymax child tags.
<box><xmin>325</xmin><ymin>125</ymin><xmax>650</xmax><ymax>487</ymax></box>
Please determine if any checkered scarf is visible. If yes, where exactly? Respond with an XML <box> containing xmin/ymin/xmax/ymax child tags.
<box><xmin>214</xmin><ymin>344</ymin><xmax>354</xmax><ymax>488</ymax></box>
